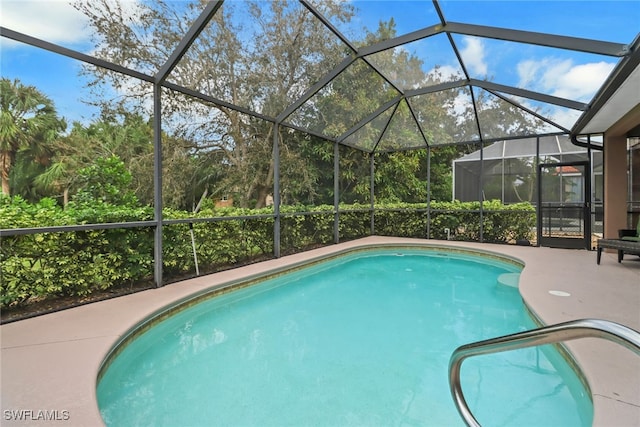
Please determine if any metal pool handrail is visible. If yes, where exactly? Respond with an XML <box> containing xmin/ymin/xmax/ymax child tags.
<box><xmin>448</xmin><ymin>318</ymin><xmax>640</xmax><ymax>427</ymax></box>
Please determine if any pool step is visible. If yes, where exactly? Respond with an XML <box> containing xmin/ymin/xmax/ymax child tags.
<box><xmin>497</xmin><ymin>272</ymin><xmax>520</xmax><ymax>288</ymax></box>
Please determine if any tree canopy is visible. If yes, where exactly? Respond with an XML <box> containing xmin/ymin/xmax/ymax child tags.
<box><xmin>2</xmin><ymin>1</ymin><xmax>543</xmax><ymax>210</ymax></box>
<box><xmin>0</xmin><ymin>78</ymin><xmax>66</xmax><ymax>197</ymax></box>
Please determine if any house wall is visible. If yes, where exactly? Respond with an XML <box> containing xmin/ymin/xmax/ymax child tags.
<box><xmin>604</xmin><ymin>104</ymin><xmax>640</xmax><ymax>238</ymax></box>
<box><xmin>604</xmin><ymin>134</ymin><xmax>628</xmax><ymax>238</ymax></box>
<box><xmin>215</xmin><ymin>196</ymin><xmax>233</xmax><ymax>208</ymax></box>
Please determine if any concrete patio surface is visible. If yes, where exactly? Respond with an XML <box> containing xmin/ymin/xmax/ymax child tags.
<box><xmin>1</xmin><ymin>237</ymin><xmax>639</xmax><ymax>426</ymax></box>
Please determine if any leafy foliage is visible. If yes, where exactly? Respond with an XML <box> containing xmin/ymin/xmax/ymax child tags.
<box><xmin>72</xmin><ymin>0</ymin><xmax>355</xmax><ymax>209</ymax></box>
<box><xmin>72</xmin><ymin>156</ymin><xmax>139</xmax><ymax>206</ymax></box>
<box><xmin>0</xmin><ymin>78</ymin><xmax>66</xmax><ymax>197</ymax></box>
<box><xmin>1</xmin><ymin>196</ymin><xmax>534</xmax><ymax>309</ymax></box>
<box><xmin>0</xmin><ymin>196</ymin><xmax>154</xmax><ymax>307</ymax></box>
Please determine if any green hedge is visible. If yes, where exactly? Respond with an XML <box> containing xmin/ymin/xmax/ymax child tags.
<box><xmin>0</xmin><ymin>198</ymin><xmax>155</xmax><ymax>307</ymax></box>
<box><xmin>161</xmin><ymin>207</ymin><xmax>275</xmax><ymax>277</ymax></box>
<box><xmin>374</xmin><ymin>200</ymin><xmax>535</xmax><ymax>243</ymax></box>
<box><xmin>0</xmin><ymin>197</ymin><xmax>534</xmax><ymax>309</ymax></box>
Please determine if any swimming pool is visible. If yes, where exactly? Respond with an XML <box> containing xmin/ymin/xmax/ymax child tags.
<box><xmin>97</xmin><ymin>247</ymin><xmax>592</xmax><ymax>426</ymax></box>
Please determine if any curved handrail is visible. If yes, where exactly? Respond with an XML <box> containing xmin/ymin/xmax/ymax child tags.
<box><xmin>449</xmin><ymin>319</ymin><xmax>640</xmax><ymax>427</ymax></box>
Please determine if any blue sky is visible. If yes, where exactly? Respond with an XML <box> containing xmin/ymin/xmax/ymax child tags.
<box><xmin>1</xmin><ymin>0</ymin><xmax>639</xmax><ymax>129</ymax></box>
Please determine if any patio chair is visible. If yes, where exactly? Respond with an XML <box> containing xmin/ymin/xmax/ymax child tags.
<box><xmin>596</xmin><ymin>218</ymin><xmax>640</xmax><ymax>264</ymax></box>
<box><xmin>619</xmin><ymin>217</ymin><xmax>640</xmax><ymax>242</ymax></box>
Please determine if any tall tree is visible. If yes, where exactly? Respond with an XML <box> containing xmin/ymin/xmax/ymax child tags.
<box><xmin>36</xmin><ymin>114</ymin><xmax>151</xmax><ymax>205</ymax></box>
<box><xmin>73</xmin><ymin>1</ymin><xmax>546</xmax><ymax>208</ymax></box>
<box><xmin>38</xmin><ymin>112</ymin><xmax>212</xmax><ymax>210</ymax></box>
<box><xmin>299</xmin><ymin>20</ymin><xmax>439</xmax><ymax>204</ymax></box>
<box><xmin>0</xmin><ymin>78</ymin><xmax>66</xmax><ymax>196</ymax></box>
<box><xmin>72</xmin><ymin>155</ymin><xmax>139</xmax><ymax>206</ymax></box>
<box><xmin>74</xmin><ymin>0</ymin><xmax>354</xmax><ymax>208</ymax></box>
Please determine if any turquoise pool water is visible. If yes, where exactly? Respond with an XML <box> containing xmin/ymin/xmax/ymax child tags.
<box><xmin>97</xmin><ymin>248</ymin><xmax>592</xmax><ymax>426</ymax></box>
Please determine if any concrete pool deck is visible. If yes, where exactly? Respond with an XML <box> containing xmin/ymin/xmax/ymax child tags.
<box><xmin>1</xmin><ymin>236</ymin><xmax>639</xmax><ymax>426</ymax></box>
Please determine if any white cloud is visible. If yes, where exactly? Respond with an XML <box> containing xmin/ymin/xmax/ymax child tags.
<box><xmin>518</xmin><ymin>58</ymin><xmax>615</xmax><ymax>102</ymax></box>
<box><xmin>548</xmin><ymin>107</ymin><xmax>583</xmax><ymax>130</ymax></box>
<box><xmin>0</xmin><ymin>0</ymin><xmax>90</xmax><ymax>47</ymax></box>
<box><xmin>517</xmin><ymin>59</ymin><xmax>547</xmax><ymax>89</ymax></box>
<box><xmin>552</xmin><ymin>62</ymin><xmax>615</xmax><ymax>101</ymax></box>
<box><xmin>459</xmin><ymin>36</ymin><xmax>487</xmax><ymax>77</ymax></box>
<box><xmin>451</xmin><ymin>91</ymin><xmax>472</xmax><ymax>119</ymax></box>
<box><xmin>427</xmin><ymin>64</ymin><xmax>463</xmax><ymax>81</ymax></box>
<box><xmin>516</xmin><ymin>97</ymin><xmax>582</xmax><ymax>131</ymax></box>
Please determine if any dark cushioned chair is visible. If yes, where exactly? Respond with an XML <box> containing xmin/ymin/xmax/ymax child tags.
<box><xmin>596</xmin><ymin>218</ymin><xmax>640</xmax><ymax>264</ymax></box>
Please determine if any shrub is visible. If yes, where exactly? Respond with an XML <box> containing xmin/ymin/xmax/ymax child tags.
<box><xmin>0</xmin><ymin>197</ymin><xmax>535</xmax><ymax>309</ymax></box>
